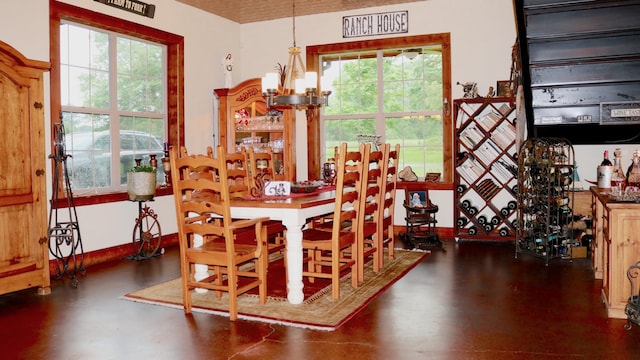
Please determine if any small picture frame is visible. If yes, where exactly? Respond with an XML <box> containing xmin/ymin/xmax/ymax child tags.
<box><xmin>496</xmin><ymin>80</ymin><xmax>513</xmax><ymax>97</ymax></box>
<box><xmin>407</xmin><ymin>191</ymin><xmax>428</xmax><ymax>208</ymax></box>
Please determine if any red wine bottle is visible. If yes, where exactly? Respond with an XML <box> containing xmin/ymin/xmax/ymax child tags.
<box><xmin>600</xmin><ymin>150</ymin><xmax>612</xmax><ymax>166</ymax></box>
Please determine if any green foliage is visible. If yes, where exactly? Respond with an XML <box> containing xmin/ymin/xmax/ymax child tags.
<box><xmin>129</xmin><ymin>165</ymin><xmax>155</xmax><ymax>173</ymax></box>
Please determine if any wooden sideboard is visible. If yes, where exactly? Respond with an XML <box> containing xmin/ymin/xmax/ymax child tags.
<box><xmin>590</xmin><ymin>186</ymin><xmax>640</xmax><ymax>319</ymax></box>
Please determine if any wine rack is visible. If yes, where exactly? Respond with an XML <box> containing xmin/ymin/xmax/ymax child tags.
<box><xmin>453</xmin><ymin>97</ymin><xmax>518</xmax><ymax>241</ymax></box>
<box><xmin>515</xmin><ymin>137</ymin><xmax>575</xmax><ymax>265</ymax></box>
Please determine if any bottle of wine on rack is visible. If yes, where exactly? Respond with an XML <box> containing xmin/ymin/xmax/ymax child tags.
<box><xmin>468</xmin><ymin>226</ymin><xmax>478</xmax><ymax>235</ymax></box>
<box><xmin>456</xmin><ymin>216</ymin><xmax>468</xmax><ymax>227</ymax></box>
<box><xmin>499</xmin><ymin>227</ymin><xmax>510</xmax><ymax>237</ymax></box>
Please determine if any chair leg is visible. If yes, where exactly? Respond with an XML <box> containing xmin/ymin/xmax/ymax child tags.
<box><xmin>227</xmin><ymin>267</ymin><xmax>238</xmax><ymax>321</ymax></box>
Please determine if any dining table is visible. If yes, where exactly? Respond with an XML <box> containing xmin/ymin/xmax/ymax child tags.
<box><xmin>228</xmin><ymin>189</ymin><xmax>336</xmax><ymax>304</ymax></box>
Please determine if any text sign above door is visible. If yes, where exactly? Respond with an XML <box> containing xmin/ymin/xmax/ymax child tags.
<box><xmin>343</xmin><ymin>11</ymin><xmax>408</xmax><ymax>38</ymax></box>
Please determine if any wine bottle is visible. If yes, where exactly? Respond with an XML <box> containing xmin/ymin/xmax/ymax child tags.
<box><xmin>483</xmin><ymin>223</ymin><xmax>494</xmax><ymax>232</ymax></box>
<box><xmin>468</xmin><ymin>226</ymin><xmax>477</xmax><ymax>235</ymax></box>
<box><xmin>468</xmin><ymin>206</ymin><xmax>478</xmax><ymax>216</ymax></box>
<box><xmin>461</xmin><ymin>199</ymin><xmax>471</xmax><ymax>209</ymax></box>
<box><xmin>499</xmin><ymin>227</ymin><xmax>509</xmax><ymax>237</ymax></box>
<box><xmin>456</xmin><ymin>184</ymin><xmax>467</xmax><ymax>193</ymax></box>
<box><xmin>456</xmin><ymin>216</ymin><xmax>468</xmax><ymax>227</ymax></box>
<box><xmin>477</xmin><ymin>215</ymin><xmax>487</xmax><ymax>224</ymax></box>
<box><xmin>598</xmin><ymin>150</ymin><xmax>613</xmax><ymax>189</ymax></box>
<box><xmin>491</xmin><ymin>215</ymin><xmax>501</xmax><ymax>225</ymax></box>
<box><xmin>507</xmin><ymin>200</ymin><xmax>517</xmax><ymax>210</ymax></box>
<box><xmin>601</xmin><ymin>150</ymin><xmax>612</xmax><ymax>166</ymax></box>
<box><xmin>500</xmin><ymin>207</ymin><xmax>510</xmax><ymax>217</ymax></box>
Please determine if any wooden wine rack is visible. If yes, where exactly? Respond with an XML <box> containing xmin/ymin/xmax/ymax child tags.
<box><xmin>453</xmin><ymin>97</ymin><xmax>518</xmax><ymax>241</ymax></box>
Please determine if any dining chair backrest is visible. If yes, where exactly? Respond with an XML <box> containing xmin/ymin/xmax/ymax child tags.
<box><xmin>355</xmin><ymin>143</ymin><xmax>386</xmax><ymax>282</ymax></box>
<box><xmin>379</xmin><ymin>144</ymin><xmax>400</xmax><ymax>265</ymax></box>
<box><xmin>331</xmin><ymin>142</ymin><xmax>369</xmax><ymax>245</ymax></box>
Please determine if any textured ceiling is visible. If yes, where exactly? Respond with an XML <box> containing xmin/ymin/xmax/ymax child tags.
<box><xmin>176</xmin><ymin>0</ymin><xmax>420</xmax><ymax>24</ymax></box>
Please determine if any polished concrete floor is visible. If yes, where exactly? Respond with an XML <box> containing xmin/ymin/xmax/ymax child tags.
<box><xmin>2</xmin><ymin>239</ymin><xmax>639</xmax><ymax>360</ymax></box>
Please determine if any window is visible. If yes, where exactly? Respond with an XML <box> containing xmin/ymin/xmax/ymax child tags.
<box><xmin>306</xmin><ymin>34</ymin><xmax>452</xmax><ymax>183</ymax></box>
<box><xmin>60</xmin><ymin>23</ymin><xmax>166</xmax><ymax>192</ymax></box>
<box><xmin>51</xmin><ymin>2</ymin><xmax>184</xmax><ymax>203</ymax></box>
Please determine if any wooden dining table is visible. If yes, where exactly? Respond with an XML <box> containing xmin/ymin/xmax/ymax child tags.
<box><xmin>228</xmin><ymin>189</ymin><xmax>336</xmax><ymax>304</ymax></box>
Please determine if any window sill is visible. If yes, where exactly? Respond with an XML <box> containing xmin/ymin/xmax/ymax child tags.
<box><xmin>56</xmin><ymin>186</ymin><xmax>173</xmax><ymax>208</ymax></box>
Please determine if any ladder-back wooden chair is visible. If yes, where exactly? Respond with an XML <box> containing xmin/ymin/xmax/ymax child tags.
<box><xmin>356</xmin><ymin>143</ymin><xmax>386</xmax><ymax>284</ymax></box>
<box><xmin>300</xmin><ymin>142</ymin><xmax>368</xmax><ymax>300</ymax></box>
<box><xmin>379</xmin><ymin>144</ymin><xmax>400</xmax><ymax>267</ymax></box>
<box><xmin>169</xmin><ymin>145</ymin><xmax>269</xmax><ymax>321</ymax></box>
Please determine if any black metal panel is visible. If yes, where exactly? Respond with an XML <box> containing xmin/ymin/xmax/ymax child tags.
<box><xmin>530</xmin><ymin>60</ymin><xmax>640</xmax><ymax>87</ymax></box>
<box><xmin>531</xmin><ymin>83</ymin><xmax>640</xmax><ymax>107</ymax></box>
<box><xmin>528</xmin><ymin>33</ymin><xmax>640</xmax><ymax>64</ymax></box>
<box><xmin>526</xmin><ymin>3</ymin><xmax>640</xmax><ymax>39</ymax></box>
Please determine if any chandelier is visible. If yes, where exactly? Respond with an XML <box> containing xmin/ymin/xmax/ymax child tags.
<box><xmin>262</xmin><ymin>0</ymin><xmax>331</xmax><ymax>109</ymax></box>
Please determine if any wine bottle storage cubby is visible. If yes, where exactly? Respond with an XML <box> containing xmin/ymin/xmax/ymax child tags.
<box><xmin>454</xmin><ymin>97</ymin><xmax>518</xmax><ymax>241</ymax></box>
<box><xmin>515</xmin><ymin>137</ymin><xmax>575</xmax><ymax>265</ymax></box>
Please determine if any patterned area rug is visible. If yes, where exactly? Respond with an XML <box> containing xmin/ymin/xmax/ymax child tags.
<box><xmin>121</xmin><ymin>249</ymin><xmax>428</xmax><ymax>330</ymax></box>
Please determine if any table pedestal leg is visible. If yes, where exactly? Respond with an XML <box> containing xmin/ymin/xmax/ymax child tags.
<box><xmin>282</xmin><ymin>220</ymin><xmax>304</xmax><ymax>304</ymax></box>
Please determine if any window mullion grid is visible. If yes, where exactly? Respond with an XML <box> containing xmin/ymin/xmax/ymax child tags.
<box><xmin>376</xmin><ymin>50</ymin><xmax>385</xmax><ymax>143</ymax></box>
<box><xmin>109</xmin><ymin>34</ymin><xmax>121</xmax><ymax>185</ymax></box>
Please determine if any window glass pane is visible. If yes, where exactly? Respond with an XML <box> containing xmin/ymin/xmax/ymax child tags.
<box><xmin>117</xmin><ymin>37</ymin><xmax>164</xmax><ymax>113</ymax></box>
<box><xmin>389</xmin><ymin>115</ymin><xmax>443</xmax><ymax>176</ymax></box>
<box><xmin>65</xmin><ymin>112</ymin><xmax>112</xmax><ymax>189</ymax></box>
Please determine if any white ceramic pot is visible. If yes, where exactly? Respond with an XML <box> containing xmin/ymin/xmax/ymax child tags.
<box><xmin>127</xmin><ymin>172</ymin><xmax>156</xmax><ymax>201</ymax></box>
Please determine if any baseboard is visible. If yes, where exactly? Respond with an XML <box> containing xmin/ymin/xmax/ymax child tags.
<box><xmin>48</xmin><ymin>233</ymin><xmax>178</xmax><ymax>276</ymax></box>
<box><xmin>48</xmin><ymin>226</ymin><xmax>455</xmax><ymax>276</ymax></box>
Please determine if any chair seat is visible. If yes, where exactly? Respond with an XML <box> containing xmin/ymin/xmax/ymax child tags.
<box><xmin>189</xmin><ymin>240</ymin><xmax>259</xmax><ymax>263</ymax></box>
<box><xmin>302</xmin><ymin>228</ymin><xmax>356</xmax><ymax>249</ymax></box>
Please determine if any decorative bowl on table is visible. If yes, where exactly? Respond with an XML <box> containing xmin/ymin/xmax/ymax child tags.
<box><xmin>291</xmin><ymin>181</ymin><xmax>323</xmax><ymax>193</ymax></box>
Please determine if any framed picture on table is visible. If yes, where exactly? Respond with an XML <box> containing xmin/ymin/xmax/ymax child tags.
<box><xmin>496</xmin><ymin>80</ymin><xmax>513</xmax><ymax>97</ymax></box>
<box><xmin>407</xmin><ymin>190</ymin><xmax>428</xmax><ymax>208</ymax></box>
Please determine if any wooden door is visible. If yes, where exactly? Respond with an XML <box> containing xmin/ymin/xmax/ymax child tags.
<box><xmin>0</xmin><ymin>40</ymin><xmax>50</xmax><ymax>295</ymax></box>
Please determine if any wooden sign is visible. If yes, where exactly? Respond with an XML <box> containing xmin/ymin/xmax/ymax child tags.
<box><xmin>94</xmin><ymin>0</ymin><xmax>156</xmax><ymax>18</ymax></box>
<box><xmin>343</xmin><ymin>11</ymin><xmax>408</xmax><ymax>38</ymax></box>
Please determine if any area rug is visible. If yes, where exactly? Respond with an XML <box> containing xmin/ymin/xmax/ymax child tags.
<box><xmin>121</xmin><ymin>249</ymin><xmax>428</xmax><ymax>330</ymax></box>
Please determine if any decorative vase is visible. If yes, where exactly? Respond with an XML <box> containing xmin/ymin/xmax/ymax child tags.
<box><xmin>127</xmin><ymin>171</ymin><xmax>156</xmax><ymax>201</ymax></box>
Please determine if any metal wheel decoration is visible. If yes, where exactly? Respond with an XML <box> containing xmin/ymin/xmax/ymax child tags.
<box><xmin>132</xmin><ymin>204</ymin><xmax>162</xmax><ymax>259</ymax></box>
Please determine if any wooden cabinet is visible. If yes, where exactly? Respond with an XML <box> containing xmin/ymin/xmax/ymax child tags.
<box><xmin>0</xmin><ymin>40</ymin><xmax>51</xmax><ymax>295</ymax></box>
<box><xmin>453</xmin><ymin>97</ymin><xmax>518</xmax><ymax>241</ymax></box>
<box><xmin>214</xmin><ymin>78</ymin><xmax>295</xmax><ymax>181</ymax></box>
<box><xmin>591</xmin><ymin>186</ymin><xmax>640</xmax><ymax>319</ymax></box>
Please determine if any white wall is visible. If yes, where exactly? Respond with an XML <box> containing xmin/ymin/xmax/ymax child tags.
<box><xmin>1</xmin><ymin>0</ymin><xmax>627</xmax><ymax>254</ymax></box>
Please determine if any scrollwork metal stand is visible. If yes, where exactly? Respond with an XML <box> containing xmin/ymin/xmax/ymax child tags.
<box><xmin>48</xmin><ymin>122</ymin><xmax>85</xmax><ymax>287</ymax></box>
<box><xmin>127</xmin><ymin>200</ymin><xmax>163</xmax><ymax>261</ymax></box>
